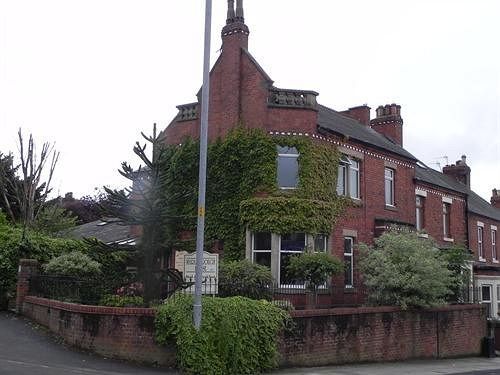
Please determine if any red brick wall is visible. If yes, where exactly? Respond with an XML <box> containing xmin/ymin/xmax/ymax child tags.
<box><xmin>469</xmin><ymin>213</ymin><xmax>500</xmax><ymax>266</ymax></box>
<box><xmin>279</xmin><ymin>304</ymin><xmax>486</xmax><ymax>367</ymax></box>
<box><xmin>22</xmin><ymin>296</ymin><xmax>176</xmax><ymax>367</ymax></box>
<box><xmin>21</xmin><ymin>296</ymin><xmax>485</xmax><ymax>369</ymax></box>
<box><xmin>415</xmin><ymin>184</ymin><xmax>468</xmax><ymax>247</ymax></box>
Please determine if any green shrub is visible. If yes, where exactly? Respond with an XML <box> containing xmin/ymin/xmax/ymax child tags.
<box><xmin>1</xmin><ymin>222</ymin><xmax>87</xmax><ymax>309</ymax></box>
<box><xmin>99</xmin><ymin>294</ymin><xmax>144</xmax><ymax>307</ymax></box>
<box><xmin>44</xmin><ymin>251</ymin><xmax>102</xmax><ymax>277</ymax></box>
<box><xmin>359</xmin><ymin>230</ymin><xmax>454</xmax><ymax>309</ymax></box>
<box><xmin>155</xmin><ymin>294</ymin><xmax>289</xmax><ymax>375</ymax></box>
<box><xmin>218</xmin><ymin>259</ymin><xmax>273</xmax><ymax>300</ymax></box>
<box><xmin>287</xmin><ymin>252</ymin><xmax>343</xmax><ymax>291</ymax></box>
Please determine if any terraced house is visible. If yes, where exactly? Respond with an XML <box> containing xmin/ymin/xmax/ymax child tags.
<box><xmin>160</xmin><ymin>0</ymin><xmax>500</xmax><ymax>309</ymax></box>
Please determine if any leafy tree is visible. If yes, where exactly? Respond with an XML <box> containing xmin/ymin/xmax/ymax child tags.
<box><xmin>102</xmin><ymin>125</ymin><xmax>173</xmax><ymax>306</ymax></box>
<box><xmin>218</xmin><ymin>259</ymin><xmax>273</xmax><ymax>300</ymax></box>
<box><xmin>0</xmin><ymin>152</ymin><xmax>20</xmax><ymax>221</ymax></box>
<box><xmin>287</xmin><ymin>252</ymin><xmax>343</xmax><ymax>292</ymax></box>
<box><xmin>61</xmin><ymin>189</ymin><xmax>115</xmax><ymax>224</ymax></box>
<box><xmin>359</xmin><ymin>230</ymin><xmax>456</xmax><ymax>309</ymax></box>
<box><xmin>32</xmin><ymin>204</ymin><xmax>77</xmax><ymax>235</ymax></box>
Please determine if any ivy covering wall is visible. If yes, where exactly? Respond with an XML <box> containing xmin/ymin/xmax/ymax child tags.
<box><xmin>162</xmin><ymin>128</ymin><xmax>347</xmax><ymax>260</ymax></box>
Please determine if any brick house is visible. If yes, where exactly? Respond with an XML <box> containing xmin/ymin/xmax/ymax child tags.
<box><xmin>160</xmin><ymin>0</ymin><xmax>500</xmax><ymax>308</ymax></box>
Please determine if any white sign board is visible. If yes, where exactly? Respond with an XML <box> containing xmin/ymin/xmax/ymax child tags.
<box><xmin>183</xmin><ymin>251</ymin><xmax>219</xmax><ymax>294</ymax></box>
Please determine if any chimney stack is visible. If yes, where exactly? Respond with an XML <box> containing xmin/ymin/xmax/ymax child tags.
<box><xmin>222</xmin><ymin>0</ymin><xmax>249</xmax><ymax>50</ymax></box>
<box><xmin>370</xmin><ymin>103</ymin><xmax>403</xmax><ymax>146</ymax></box>
<box><xmin>492</xmin><ymin>189</ymin><xmax>500</xmax><ymax>209</ymax></box>
<box><xmin>340</xmin><ymin>105</ymin><xmax>371</xmax><ymax>126</ymax></box>
<box><xmin>442</xmin><ymin>155</ymin><xmax>471</xmax><ymax>188</ymax></box>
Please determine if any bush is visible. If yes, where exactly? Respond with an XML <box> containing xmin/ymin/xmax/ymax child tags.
<box><xmin>359</xmin><ymin>230</ymin><xmax>454</xmax><ymax>309</ymax></box>
<box><xmin>287</xmin><ymin>252</ymin><xmax>343</xmax><ymax>291</ymax></box>
<box><xmin>156</xmin><ymin>294</ymin><xmax>289</xmax><ymax>375</ymax></box>
<box><xmin>44</xmin><ymin>251</ymin><xmax>102</xmax><ymax>277</ymax></box>
<box><xmin>99</xmin><ymin>294</ymin><xmax>144</xmax><ymax>307</ymax></box>
<box><xmin>1</xmin><ymin>219</ymin><xmax>87</xmax><ymax>309</ymax></box>
<box><xmin>218</xmin><ymin>259</ymin><xmax>273</xmax><ymax>300</ymax></box>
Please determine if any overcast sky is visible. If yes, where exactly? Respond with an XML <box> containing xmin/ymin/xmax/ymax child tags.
<box><xmin>0</xmin><ymin>0</ymin><xmax>499</xmax><ymax>201</ymax></box>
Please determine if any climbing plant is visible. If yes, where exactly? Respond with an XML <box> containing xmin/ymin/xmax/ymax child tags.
<box><xmin>155</xmin><ymin>294</ymin><xmax>289</xmax><ymax>375</ymax></box>
<box><xmin>163</xmin><ymin>127</ymin><xmax>347</xmax><ymax>260</ymax></box>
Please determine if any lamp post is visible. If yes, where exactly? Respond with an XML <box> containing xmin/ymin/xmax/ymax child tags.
<box><xmin>193</xmin><ymin>0</ymin><xmax>213</xmax><ymax>330</ymax></box>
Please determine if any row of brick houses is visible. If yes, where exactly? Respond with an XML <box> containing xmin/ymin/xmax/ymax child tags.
<box><xmin>160</xmin><ymin>1</ymin><xmax>500</xmax><ymax>313</ymax></box>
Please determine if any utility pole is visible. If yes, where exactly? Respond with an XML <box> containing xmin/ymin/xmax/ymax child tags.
<box><xmin>193</xmin><ymin>0</ymin><xmax>213</xmax><ymax>330</ymax></box>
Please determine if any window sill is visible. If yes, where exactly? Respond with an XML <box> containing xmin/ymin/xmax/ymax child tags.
<box><xmin>479</xmin><ymin>258</ymin><xmax>487</xmax><ymax>263</ymax></box>
<box><xmin>385</xmin><ymin>205</ymin><xmax>398</xmax><ymax>212</ymax></box>
<box><xmin>351</xmin><ymin>198</ymin><xmax>363</xmax><ymax>207</ymax></box>
<box><xmin>443</xmin><ymin>237</ymin><xmax>454</xmax><ymax>243</ymax></box>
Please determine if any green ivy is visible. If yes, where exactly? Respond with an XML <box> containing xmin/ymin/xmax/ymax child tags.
<box><xmin>155</xmin><ymin>294</ymin><xmax>289</xmax><ymax>375</ymax></box>
<box><xmin>240</xmin><ymin>197</ymin><xmax>346</xmax><ymax>234</ymax></box>
<box><xmin>162</xmin><ymin>127</ymin><xmax>347</xmax><ymax>259</ymax></box>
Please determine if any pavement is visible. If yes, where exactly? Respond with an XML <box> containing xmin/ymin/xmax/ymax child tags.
<box><xmin>0</xmin><ymin>312</ymin><xmax>177</xmax><ymax>375</ymax></box>
<box><xmin>3</xmin><ymin>310</ymin><xmax>500</xmax><ymax>375</ymax></box>
<box><xmin>270</xmin><ymin>358</ymin><xmax>500</xmax><ymax>375</ymax></box>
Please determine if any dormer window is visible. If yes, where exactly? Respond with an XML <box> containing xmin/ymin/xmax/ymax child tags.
<box><xmin>277</xmin><ymin>146</ymin><xmax>299</xmax><ymax>189</ymax></box>
<box><xmin>337</xmin><ymin>155</ymin><xmax>360</xmax><ymax>199</ymax></box>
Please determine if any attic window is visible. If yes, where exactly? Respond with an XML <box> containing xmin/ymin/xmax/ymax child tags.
<box><xmin>277</xmin><ymin>146</ymin><xmax>299</xmax><ymax>189</ymax></box>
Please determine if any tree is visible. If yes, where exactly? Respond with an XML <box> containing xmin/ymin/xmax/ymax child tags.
<box><xmin>15</xmin><ymin>129</ymin><xmax>59</xmax><ymax>231</ymax></box>
<box><xmin>359</xmin><ymin>230</ymin><xmax>456</xmax><ymax>309</ymax></box>
<box><xmin>287</xmin><ymin>252</ymin><xmax>343</xmax><ymax>292</ymax></box>
<box><xmin>32</xmin><ymin>204</ymin><xmax>77</xmax><ymax>235</ymax></box>
<box><xmin>0</xmin><ymin>152</ymin><xmax>20</xmax><ymax>221</ymax></box>
<box><xmin>103</xmin><ymin>125</ymin><xmax>172</xmax><ymax>305</ymax></box>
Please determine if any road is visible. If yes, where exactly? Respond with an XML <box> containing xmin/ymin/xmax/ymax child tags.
<box><xmin>0</xmin><ymin>312</ymin><xmax>176</xmax><ymax>375</ymax></box>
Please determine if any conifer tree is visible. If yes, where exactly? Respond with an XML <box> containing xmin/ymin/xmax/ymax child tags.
<box><xmin>103</xmin><ymin>125</ymin><xmax>172</xmax><ymax>305</ymax></box>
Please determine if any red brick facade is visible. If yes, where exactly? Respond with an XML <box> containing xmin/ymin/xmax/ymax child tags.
<box><xmin>160</xmin><ymin>2</ymin><xmax>500</xmax><ymax>305</ymax></box>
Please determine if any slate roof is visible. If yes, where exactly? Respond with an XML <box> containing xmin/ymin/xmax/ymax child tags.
<box><xmin>317</xmin><ymin>104</ymin><xmax>418</xmax><ymax>161</ymax></box>
<box><xmin>66</xmin><ymin>219</ymin><xmax>136</xmax><ymax>245</ymax></box>
<box><xmin>415</xmin><ymin>165</ymin><xmax>500</xmax><ymax>221</ymax></box>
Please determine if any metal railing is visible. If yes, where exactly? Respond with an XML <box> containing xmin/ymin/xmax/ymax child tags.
<box><xmin>28</xmin><ymin>274</ymin><xmax>481</xmax><ymax>310</ymax></box>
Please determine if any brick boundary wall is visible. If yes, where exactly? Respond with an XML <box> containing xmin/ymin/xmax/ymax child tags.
<box><xmin>280</xmin><ymin>304</ymin><xmax>487</xmax><ymax>367</ymax></box>
<box><xmin>22</xmin><ymin>296</ymin><xmax>176</xmax><ymax>367</ymax></box>
<box><xmin>17</xmin><ymin>260</ymin><xmax>487</xmax><ymax>368</ymax></box>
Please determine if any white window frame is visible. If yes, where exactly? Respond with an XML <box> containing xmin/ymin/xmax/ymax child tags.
<box><xmin>492</xmin><ymin>227</ymin><xmax>498</xmax><ymax>263</ymax></box>
<box><xmin>277</xmin><ymin>146</ymin><xmax>299</xmax><ymax>190</ymax></box>
<box><xmin>313</xmin><ymin>234</ymin><xmax>328</xmax><ymax>253</ymax></box>
<box><xmin>442</xmin><ymin>202</ymin><xmax>452</xmax><ymax>240</ymax></box>
<box><xmin>384</xmin><ymin>168</ymin><xmax>395</xmax><ymax>206</ymax></box>
<box><xmin>278</xmin><ymin>233</ymin><xmax>306</xmax><ymax>288</ymax></box>
<box><xmin>478</xmin><ymin>225</ymin><xmax>485</xmax><ymax>261</ymax></box>
<box><xmin>251</xmin><ymin>232</ymin><xmax>272</xmax><ymax>268</ymax></box>
<box><xmin>481</xmin><ymin>284</ymin><xmax>493</xmax><ymax>318</ymax></box>
<box><xmin>416</xmin><ymin>195</ymin><xmax>425</xmax><ymax>231</ymax></box>
<box><xmin>337</xmin><ymin>155</ymin><xmax>360</xmax><ymax>199</ymax></box>
<box><xmin>344</xmin><ymin>237</ymin><xmax>354</xmax><ymax>288</ymax></box>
